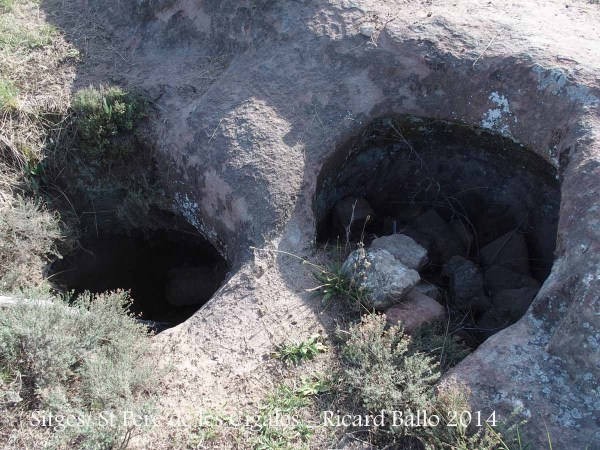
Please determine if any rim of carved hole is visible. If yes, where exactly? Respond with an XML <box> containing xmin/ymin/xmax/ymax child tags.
<box><xmin>314</xmin><ymin>115</ymin><xmax>560</xmax><ymax>347</ymax></box>
<box><xmin>48</xmin><ymin>210</ymin><xmax>228</xmax><ymax>332</ymax></box>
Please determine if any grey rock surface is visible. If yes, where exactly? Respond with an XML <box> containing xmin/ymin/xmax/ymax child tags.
<box><xmin>370</xmin><ymin>233</ymin><xmax>428</xmax><ymax>270</ymax></box>
<box><xmin>341</xmin><ymin>248</ymin><xmax>420</xmax><ymax>310</ymax></box>
<box><xmin>442</xmin><ymin>256</ymin><xmax>488</xmax><ymax>311</ymax></box>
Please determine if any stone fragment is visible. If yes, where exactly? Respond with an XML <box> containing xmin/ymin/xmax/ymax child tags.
<box><xmin>491</xmin><ymin>287</ymin><xmax>539</xmax><ymax>319</ymax></box>
<box><xmin>341</xmin><ymin>248</ymin><xmax>420</xmax><ymax>310</ymax></box>
<box><xmin>442</xmin><ymin>256</ymin><xmax>488</xmax><ymax>310</ymax></box>
<box><xmin>484</xmin><ymin>265</ymin><xmax>540</xmax><ymax>295</ymax></box>
<box><xmin>359</xmin><ymin>23</ymin><xmax>375</xmax><ymax>38</ymax></box>
<box><xmin>334</xmin><ymin>197</ymin><xmax>374</xmax><ymax>240</ymax></box>
<box><xmin>165</xmin><ymin>266</ymin><xmax>217</xmax><ymax>306</ymax></box>
<box><xmin>411</xmin><ymin>209</ymin><xmax>465</xmax><ymax>262</ymax></box>
<box><xmin>385</xmin><ymin>290</ymin><xmax>445</xmax><ymax>334</ymax></box>
<box><xmin>370</xmin><ymin>233</ymin><xmax>428</xmax><ymax>270</ymax></box>
<box><xmin>412</xmin><ymin>282</ymin><xmax>443</xmax><ymax>302</ymax></box>
<box><xmin>479</xmin><ymin>231</ymin><xmax>531</xmax><ymax>276</ymax></box>
<box><xmin>338</xmin><ymin>434</ymin><xmax>375</xmax><ymax>450</ymax></box>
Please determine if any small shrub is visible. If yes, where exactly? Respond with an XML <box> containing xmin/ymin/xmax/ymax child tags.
<box><xmin>0</xmin><ymin>196</ymin><xmax>62</xmax><ymax>290</ymax></box>
<box><xmin>0</xmin><ymin>290</ymin><xmax>161</xmax><ymax>449</ymax></box>
<box><xmin>0</xmin><ymin>78</ymin><xmax>17</xmax><ymax>110</ymax></box>
<box><xmin>72</xmin><ymin>86</ymin><xmax>148</xmax><ymax>158</ymax></box>
<box><xmin>338</xmin><ymin>314</ymin><xmax>439</xmax><ymax>416</ymax></box>
<box><xmin>427</xmin><ymin>382</ymin><xmax>517</xmax><ymax>449</ymax></box>
<box><xmin>274</xmin><ymin>335</ymin><xmax>328</xmax><ymax>365</ymax></box>
<box><xmin>409</xmin><ymin>321</ymin><xmax>472</xmax><ymax>372</ymax></box>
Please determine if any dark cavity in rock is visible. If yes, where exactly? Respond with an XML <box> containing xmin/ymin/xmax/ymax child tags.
<box><xmin>49</xmin><ymin>212</ymin><xmax>228</xmax><ymax>331</ymax></box>
<box><xmin>315</xmin><ymin>115</ymin><xmax>560</xmax><ymax>345</ymax></box>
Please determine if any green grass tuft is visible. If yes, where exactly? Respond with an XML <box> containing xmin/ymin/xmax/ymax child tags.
<box><xmin>0</xmin><ymin>78</ymin><xmax>17</xmax><ymax>110</ymax></box>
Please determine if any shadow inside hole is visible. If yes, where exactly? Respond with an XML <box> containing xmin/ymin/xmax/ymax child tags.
<box><xmin>315</xmin><ymin>116</ymin><xmax>560</xmax><ymax>346</ymax></box>
<box><xmin>49</xmin><ymin>226</ymin><xmax>228</xmax><ymax>330</ymax></box>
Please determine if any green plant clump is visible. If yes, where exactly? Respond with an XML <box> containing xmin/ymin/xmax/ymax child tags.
<box><xmin>274</xmin><ymin>335</ymin><xmax>328</xmax><ymax>365</ymax></box>
<box><xmin>0</xmin><ymin>291</ymin><xmax>160</xmax><ymax>449</ymax></box>
<box><xmin>72</xmin><ymin>86</ymin><xmax>148</xmax><ymax>158</ymax></box>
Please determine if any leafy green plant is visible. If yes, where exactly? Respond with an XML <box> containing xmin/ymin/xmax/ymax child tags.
<box><xmin>72</xmin><ymin>86</ymin><xmax>148</xmax><ymax>158</ymax></box>
<box><xmin>295</xmin><ymin>373</ymin><xmax>334</xmax><ymax>397</ymax></box>
<box><xmin>274</xmin><ymin>335</ymin><xmax>328</xmax><ymax>365</ymax></box>
<box><xmin>0</xmin><ymin>290</ymin><xmax>161</xmax><ymax>449</ymax></box>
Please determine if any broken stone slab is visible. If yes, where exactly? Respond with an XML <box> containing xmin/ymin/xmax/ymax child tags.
<box><xmin>385</xmin><ymin>289</ymin><xmax>445</xmax><ymax>334</ymax></box>
<box><xmin>411</xmin><ymin>209</ymin><xmax>465</xmax><ymax>262</ymax></box>
<box><xmin>442</xmin><ymin>255</ymin><xmax>488</xmax><ymax>311</ymax></box>
<box><xmin>333</xmin><ymin>196</ymin><xmax>374</xmax><ymax>240</ymax></box>
<box><xmin>370</xmin><ymin>233</ymin><xmax>428</xmax><ymax>270</ymax></box>
<box><xmin>484</xmin><ymin>265</ymin><xmax>540</xmax><ymax>295</ymax></box>
<box><xmin>412</xmin><ymin>281</ymin><xmax>443</xmax><ymax>302</ymax></box>
<box><xmin>341</xmin><ymin>248</ymin><xmax>420</xmax><ymax>310</ymax></box>
<box><xmin>165</xmin><ymin>266</ymin><xmax>218</xmax><ymax>307</ymax></box>
<box><xmin>491</xmin><ymin>287</ymin><xmax>539</xmax><ymax>320</ymax></box>
<box><xmin>479</xmin><ymin>231</ymin><xmax>531</xmax><ymax>276</ymax></box>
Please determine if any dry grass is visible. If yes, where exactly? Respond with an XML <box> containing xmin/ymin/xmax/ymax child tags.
<box><xmin>0</xmin><ymin>0</ymin><xmax>77</xmax><ymax>290</ymax></box>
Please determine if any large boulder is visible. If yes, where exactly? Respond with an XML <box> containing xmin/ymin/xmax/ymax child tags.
<box><xmin>385</xmin><ymin>289</ymin><xmax>445</xmax><ymax>334</ymax></box>
<box><xmin>442</xmin><ymin>256</ymin><xmax>488</xmax><ymax>311</ymax></box>
<box><xmin>370</xmin><ymin>233</ymin><xmax>428</xmax><ymax>270</ymax></box>
<box><xmin>341</xmin><ymin>248</ymin><xmax>420</xmax><ymax>310</ymax></box>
